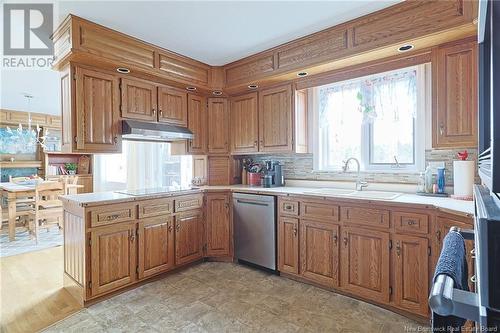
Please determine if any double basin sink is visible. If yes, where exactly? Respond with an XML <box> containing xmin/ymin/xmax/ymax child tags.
<box><xmin>302</xmin><ymin>188</ymin><xmax>402</xmax><ymax>200</ymax></box>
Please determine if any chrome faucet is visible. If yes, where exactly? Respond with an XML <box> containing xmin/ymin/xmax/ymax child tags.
<box><xmin>342</xmin><ymin>157</ymin><xmax>368</xmax><ymax>191</ymax></box>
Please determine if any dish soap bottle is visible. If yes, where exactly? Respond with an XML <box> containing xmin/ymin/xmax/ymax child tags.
<box><xmin>424</xmin><ymin>165</ymin><xmax>433</xmax><ymax>193</ymax></box>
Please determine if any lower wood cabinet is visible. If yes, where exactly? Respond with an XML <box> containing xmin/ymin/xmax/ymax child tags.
<box><xmin>90</xmin><ymin>222</ymin><xmax>137</xmax><ymax>297</ymax></box>
<box><xmin>205</xmin><ymin>193</ymin><xmax>232</xmax><ymax>256</ymax></box>
<box><xmin>138</xmin><ymin>216</ymin><xmax>174</xmax><ymax>279</ymax></box>
<box><xmin>300</xmin><ymin>220</ymin><xmax>339</xmax><ymax>287</ymax></box>
<box><xmin>393</xmin><ymin>234</ymin><xmax>429</xmax><ymax>315</ymax></box>
<box><xmin>340</xmin><ymin>226</ymin><xmax>390</xmax><ymax>303</ymax></box>
<box><xmin>175</xmin><ymin>210</ymin><xmax>204</xmax><ymax>266</ymax></box>
<box><xmin>278</xmin><ymin>217</ymin><xmax>299</xmax><ymax>274</ymax></box>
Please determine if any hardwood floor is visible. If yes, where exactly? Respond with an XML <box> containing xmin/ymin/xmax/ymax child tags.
<box><xmin>0</xmin><ymin>246</ymin><xmax>82</xmax><ymax>333</ymax></box>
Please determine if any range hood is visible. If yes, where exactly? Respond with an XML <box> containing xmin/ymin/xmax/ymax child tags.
<box><xmin>122</xmin><ymin>120</ymin><xmax>193</xmax><ymax>142</ymax></box>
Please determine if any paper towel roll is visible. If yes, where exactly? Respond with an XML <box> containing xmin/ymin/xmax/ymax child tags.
<box><xmin>453</xmin><ymin>160</ymin><xmax>474</xmax><ymax>196</ymax></box>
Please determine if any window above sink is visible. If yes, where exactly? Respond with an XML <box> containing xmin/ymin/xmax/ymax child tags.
<box><xmin>311</xmin><ymin>64</ymin><xmax>429</xmax><ymax>173</ymax></box>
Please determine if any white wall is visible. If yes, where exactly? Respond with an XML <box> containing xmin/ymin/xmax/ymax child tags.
<box><xmin>0</xmin><ymin>69</ymin><xmax>60</xmax><ymax>115</ymax></box>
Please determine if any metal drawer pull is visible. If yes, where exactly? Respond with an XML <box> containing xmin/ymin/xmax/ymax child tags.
<box><xmin>284</xmin><ymin>204</ymin><xmax>294</xmax><ymax>210</ymax></box>
<box><xmin>470</xmin><ymin>275</ymin><xmax>476</xmax><ymax>283</ymax></box>
<box><xmin>106</xmin><ymin>214</ymin><xmax>120</xmax><ymax>221</ymax></box>
<box><xmin>293</xmin><ymin>228</ymin><xmax>297</xmax><ymax>236</ymax></box>
<box><xmin>407</xmin><ymin>219</ymin><xmax>417</xmax><ymax>225</ymax></box>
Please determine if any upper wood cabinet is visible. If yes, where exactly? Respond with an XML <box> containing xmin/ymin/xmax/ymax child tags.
<box><xmin>90</xmin><ymin>222</ymin><xmax>136</xmax><ymax>297</ymax></box>
<box><xmin>432</xmin><ymin>39</ymin><xmax>478</xmax><ymax>148</ymax></box>
<box><xmin>137</xmin><ymin>216</ymin><xmax>175</xmax><ymax>279</ymax></box>
<box><xmin>120</xmin><ymin>78</ymin><xmax>157</xmax><ymax>121</ymax></box>
<box><xmin>187</xmin><ymin>94</ymin><xmax>207</xmax><ymax>154</ymax></box>
<box><xmin>175</xmin><ymin>210</ymin><xmax>204</xmax><ymax>266</ymax></box>
<box><xmin>207</xmin><ymin>98</ymin><xmax>229</xmax><ymax>154</ymax></box>
<box><xmin>341</xmin><ymin>226</ymin><xmax>390</xmax><ymax>303</ymax></box>
<box><xmin>393</xmin><ymin>234</ymin><xmax>429</xmax><ymax>316</ymax></box>
<box><xmin>300</xmin><ymin>220</ymin><xmax>339</xmax><ymax>288</ymax></box>
<box><xmin>74</xmin><ymin>66</ymin><xmax>121</xmax><ymax>153</ymax></box>
<box><xmin>259</xmin><ymin>84</ymin><xmax>293</xmax><ymax>152</ymax></box>
<box><xmin>158</xmin><ymin>86</ymin><xmax>188</xmax><ymax>126</ymax></box>
<box><xmin>230</xmin><ymin>92</ymin><xmax>259</xmax><ymax>154</ymax></box>
<box><xmin>205</xmin><ymin>192</ymin><xmax>232</xmax><ymax>257</ymax></box>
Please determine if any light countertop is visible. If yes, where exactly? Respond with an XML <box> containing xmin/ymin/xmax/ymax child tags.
<box><xmin>61</xmin><ymin>185</ymin><xmax>474</xmax><ymax>216</ymax></box>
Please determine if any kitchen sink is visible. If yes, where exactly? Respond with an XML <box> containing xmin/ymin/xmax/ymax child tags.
<box><xmin>303</xmin><ymin>188</ymin><xmax>356</xmax><ymax>196</ymax></box>
<box><xmin>347</xmin><ymin>191</ymin><xmax>402</xmax><ymax>200</ymax></box>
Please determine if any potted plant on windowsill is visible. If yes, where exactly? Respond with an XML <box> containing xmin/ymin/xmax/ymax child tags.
<box><xmin>65</xmin><ymin>162</ymin><xmax>78</xmax><ymax>175</ymax></box>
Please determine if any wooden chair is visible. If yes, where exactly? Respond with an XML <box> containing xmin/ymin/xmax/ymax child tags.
<box><xmin>27</xmin><ymin>182</ymin><xmax>64</xmax><ymax>243</ymax></box>
<box><xmin>1</xmin><ymin>177</ymin><xmax>35</xmax><ymax>232</ymax></box>
<box><xmin>59</xmin><ymin>175</ymin><xmax>80</xmax><ymax>195</ymax></box>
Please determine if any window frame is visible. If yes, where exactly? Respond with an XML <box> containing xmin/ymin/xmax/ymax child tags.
<box><xmin>312</xmin><ymin>64</ymin><xmax>429</xmax><ymax>173</ymax></box>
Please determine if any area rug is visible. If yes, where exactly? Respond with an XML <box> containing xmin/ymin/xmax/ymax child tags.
<box><xmin>0</xmin><ymin>227</ymin><xmax>63</xmax><ymax>257</ymax></box>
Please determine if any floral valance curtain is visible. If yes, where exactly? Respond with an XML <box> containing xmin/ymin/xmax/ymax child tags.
<box><xmin>319</xmin><ymin>69</ymin><xmax>417</xmax><ymax>126</ymax></box>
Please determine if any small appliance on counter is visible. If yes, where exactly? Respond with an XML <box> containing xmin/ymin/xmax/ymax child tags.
<box><xmin>262</xmin><ymin>160</ymin><xmax>284</xmax><ymax>188</ymax></box>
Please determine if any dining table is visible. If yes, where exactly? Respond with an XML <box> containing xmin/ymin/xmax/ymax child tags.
<box><xmin>0</xmin><ymin>181</ymin><xmax>84</xmax><ymax>241</ymax></box>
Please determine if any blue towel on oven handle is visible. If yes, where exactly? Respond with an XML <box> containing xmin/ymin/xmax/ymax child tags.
<box><xmin>431</xmin><ymin>230</ymin><xmax>469</xmax><ymax>332</ymax></box>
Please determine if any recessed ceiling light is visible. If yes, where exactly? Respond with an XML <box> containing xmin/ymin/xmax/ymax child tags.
<box><xmin>297</xmin><ymin>71</ymin><xmax>308</xmax><ymax>77</ymax></box>
<box><xmin>397</xmin><ymin>44</ymin><xmax>414</xmax><ymax>52</ymax></box>
<box><xmin>116</xmin><ymin>67</ymin><xmax>130</xmax><ymax>74</ymax></box>
<box><xmin>212</xmin><ymin>90</ymin><xmax>223</xmax><ymax>96</ymax></box>
<box><xmin>248</xmin><ymin>84</ymin><xmax>259</xmax><ymax>89</ymax></box>
<box><xmin>186</xmin><ymin>86</ymin><xmax>197</xmax><ymax>91</ymax></box>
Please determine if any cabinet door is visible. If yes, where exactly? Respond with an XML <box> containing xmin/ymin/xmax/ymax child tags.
<box><xmin>138</xmin><ymin>216</ymin><xmax>174</xmax><ymax>279</ymax></box>
<box><xmin>278</xmin><ymin>217</ymin><xmax>299</xmax><ymax>275</ymax></box>
<box><xmin>259</xmin><ymin>84</ymin><xmax>293</xmax><ymax>152</ymax></box>
<box><xmin>90</xmin><ymin>222</ymin><xmax>136</xmax><ymax>297</ymax></box>
<box><xmin>393</xmin><ymin>234</ymin><xmax>429</xmax><ymax>315</ymax></box>
<box><xmin>120</xmin><ymin>78</ymin><xmax>157</xmax><ymax>121</ymax></box>
<box><xmin>75</xmin><ymin>67</ymin><xmax>121</xmax><ymax>152</ymax></box>
<box><xmin>207</xmin><ymin>98</ymin><xmax>229</xmax><ymax>154</ymax></box>
<box><xmin>175</xmin><ymin>210</ymin><xmax>203</xmax><ymax>266</ymax></box>
<box><xmin>187</xmin><ymin>94</ymin><xmax>207</xmax><ymax>154</ymax></box>
<box><xmin>230</xmin><ymin>92</ymin><xmax>259</xmax><ymax>154</ymax></box>
<box><xmin>158</xmin><ymin>86</ymin><xmax>188</xmax><ymax>126</ymax></box>
<box><xmin>433</xmin><ymin>40</ymin><xmax>478</xmax><ymax>148</ymax></box>
<box><xmin>206</xmin><ymin>193</ymin><xmax>232</xmax><ymax>256</ymax></box>
<box><xmin>434</xmin><ymin>216</ymin><xmax>475</xmax><ymax>291</ymax></box>
<box><xmin>341</xmin><ymin>227</ymin><xmax>390</xmax><ymax>303</ymax></box>
<box><xmin>300</xmin><ymin>220</ymin><xmax>339</xmax><ymax>287</ymax></box>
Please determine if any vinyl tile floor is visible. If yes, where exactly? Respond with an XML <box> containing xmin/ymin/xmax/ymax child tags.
<box><xmin>44</xmin><ymin>262</ymin><xmax>426</xmax><ymax>333</ymax></box>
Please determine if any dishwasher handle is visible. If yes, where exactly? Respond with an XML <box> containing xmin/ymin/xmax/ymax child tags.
<box><xmin>235</xmin><ymin>199</ymin><xmax>270</xmax><ymax>207</ymax></box>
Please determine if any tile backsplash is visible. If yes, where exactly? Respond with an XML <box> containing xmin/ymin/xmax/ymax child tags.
<box><xmin>240</xmin><ymin>148</ymin><xmax>479</xmax><ymax>186</ymax></box>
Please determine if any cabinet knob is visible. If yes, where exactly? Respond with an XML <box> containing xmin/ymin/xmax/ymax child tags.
<box><xmin>130</xmin><ymin>234</ymin><xmax>135</xmax><ymax>242</ymax></box>
<box><xmin>343</xmin><ymin>237</ymin><xmax>348</xmax><ymax>246</ymax></box>
<box><xmin>293</xmin><ymin>228</ymin><xmax>297</xmax><ymax>236</ymax></box>
<box><xmin>439</xmin><ymin>124</ymin><xmax>444</xmax><ymax>136</ymax></box>
<box><xmin>254</xmin><ymin>140</ymin><xmax>258</xmax><ymax>147</ymax></box>
<box><xmin>159</xmin><ymin>110</ymin><xmax>163</xmax><ymax>117</ymax></box>
<box><xmin>152</xmin><ymin>108</ymin><xmax>156</xmax><ymax>115</ymax></box>
<box><xmin>333</xmin><ymin>234</ymin><xmax>338</xmax><ymax>244</ymax></box>
<box><xmin>470</xmin><ymin>275</ymin><xmax>476</xmax><ymax>283</ymax></box>
<box><xmin>114</xmin><ymin>137</ymin><xmax>118</xmax><ymax>144</ymax></box>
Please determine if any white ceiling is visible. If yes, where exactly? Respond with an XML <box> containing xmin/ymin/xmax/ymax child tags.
<box><xmin>57</xmin><ymin>1</ymin><xmax>400</xmax><ymax>66</ymax></box>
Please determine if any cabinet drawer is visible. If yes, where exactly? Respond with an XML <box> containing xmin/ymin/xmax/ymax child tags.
<box><xmin>279</xmin><ymin>199</ymin><xmax>299</xmax><ymax>216</ymax></box>
<box><xmin>341</xmin><ymin>206</ymin><xmax>390</xmax><ymax>229</ymax></box>
<box><xmin>393</xmin><ymin>212</ymin><xmax>429</xmax><ymax>234</ymax></box>
<box><xmin>90</xmin><ymin>203</ymin><xmax>136</xmax><ymax>227</ymax></box>
<box><xmin>301</xmin><ymin>200</ymin><xmax>339</xmax><ymax>222</ymax></box>
<box><xmin>174</xmin><ymin>194</ymin><xmax>203</xmax><ymax>212</ymax></box>
<box><xmin>138</xmin><ymin>198</ymin><xmax>173</xmax><ymax>218</ymax></box>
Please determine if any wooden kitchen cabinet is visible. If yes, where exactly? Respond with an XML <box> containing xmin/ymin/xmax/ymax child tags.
<box><xmin>432</xmin><ymin>39</ymin><xmax>478</xmax><ymax>148</ymax></box>
<box><xmin>89</xmin><ymin>222</ymin><xmax>137</xmax><ymax>297</ymax></box>
<box><xmin>300</xmin><ymin>220</ymin><xmax>339</xmax><ymax>287</ymax></box>
<box><xmin>120</xmin><ymin>77</ymin><xmax>157</xmax><ymax>121</ymax></box>
<box><xmin>158</xmin><ymin>86</ymin><xmax>188</xmax><ymax>126</ymax></box>
<box><xmin>74</xmin><ymin>66</ymin><xmax>121</xmax><ymax>153</ymax></box>
<box><xmin>175</xmin><ymin>210</ymin><xmax>204</xmax><ymax>266</ymax></box>
<box><xmin>205</xmin><ymin>193</ymin><xmax>232</xmax><ymax>257</ymax></box>
<box><xmin>341</xmin><ymin>226</ymin><xmax>390</xmax><ymax>303</ymax></box>
<box><xmin>278</xmin><ymin>217</ymin><xmax>299</xmax><ymax>274</ymax></box>
<box><xmin>393</xmin><ymin>234</ymin><xmax>429</xmax><ymax>316</ymax></box>
<box><xmin>207</xmin><ymin>98</ymin><xmax>230</xmax><ymax>154</ymax></box>
<box><xmin>434</xmin><ymin>216</ymin><xmax>475</xmax><ymax>291</ymax></box>
<box><xmin>187</xmin><ymin>94</ymin><xmax>207</xmax><ymax>154</ymax></box>
<box><xmin>259</xmin><ymin>84</ymin><xmax>293</xmax><ymax>152</ymax></box>
<box><xmin>138</xmin><ymin>216</ymin><xmax>175</xmax><ymax>279</ymax></box>
<box><xmin>230</xmin><ymin>92</ymin><xmax>259</xmax><ymax>154</ymax></box>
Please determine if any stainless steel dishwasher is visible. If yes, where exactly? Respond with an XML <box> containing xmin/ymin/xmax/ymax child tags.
<box><xmin>233</xmin><ymin>193</ymin><xmax>276</xmax><ymax>271</ymax></box>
